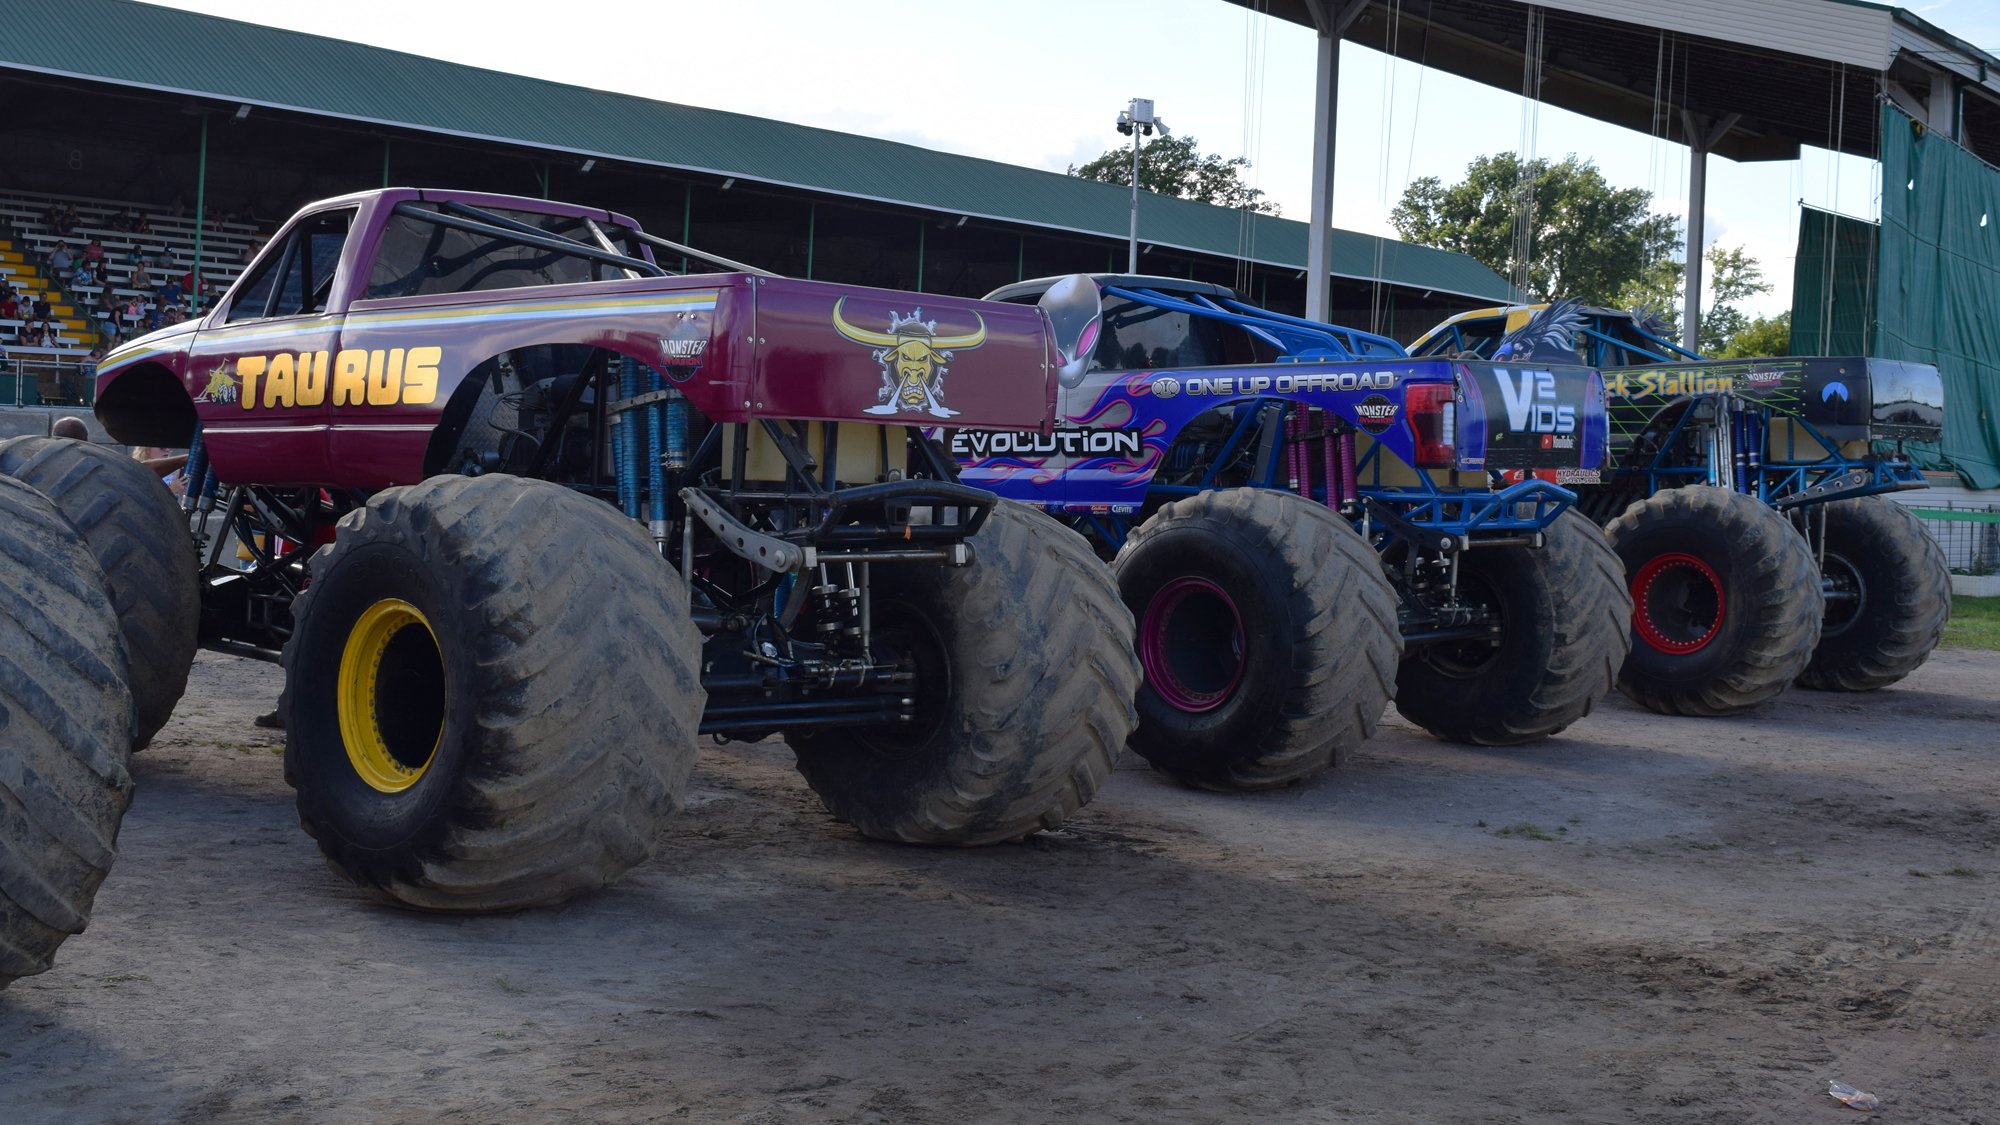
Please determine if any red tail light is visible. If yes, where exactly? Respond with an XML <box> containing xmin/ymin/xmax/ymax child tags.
<box><xmin>1405</xmin><ymin>383</ymin><xmax>1456</xmax><ymax>469</ymax></box>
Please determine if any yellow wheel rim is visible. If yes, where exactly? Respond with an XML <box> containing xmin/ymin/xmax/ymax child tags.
<box><xmin>336</xmin><ymin>598</ymin><xmax>445</xmax><ymax>794</ymax></box>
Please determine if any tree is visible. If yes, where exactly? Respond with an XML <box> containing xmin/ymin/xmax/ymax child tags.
<box><xmin>1716</xmin><ymin>310</ymin><xmax>1792</xmax><ymax>359</ymax></box>
<box><xmin>1614</xmin><ymin>243</ymin><xmax>1772</xmax><ymax>355</ymax></box>
<box><xmin>1069</xmin><ymin>135</ymin><xmax>1279</xmax><ymax>215</ymax></box>
<box><xmin>1391</xmin><ymin>153</ymin><xmax>1678</xmax><ymax>305</ymax></box>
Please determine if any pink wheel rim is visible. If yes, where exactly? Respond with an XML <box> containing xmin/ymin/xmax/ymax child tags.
<box><xmin>1631</xmin><ymin>551</ymin><xmax>1725</xmax><ymax>655</ymax></box>
<box><xmin>1139</xmin><ymin>577</ymin><xmax>1245</xmax><ymax>713</ymax></box>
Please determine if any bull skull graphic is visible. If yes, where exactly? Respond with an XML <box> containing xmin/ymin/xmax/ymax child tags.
<box><xmin>832</xmin><ymin>299</ymin><xmax>987</xmax><ymax>419</ymax></box>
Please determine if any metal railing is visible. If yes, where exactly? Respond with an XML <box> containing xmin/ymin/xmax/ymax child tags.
<box><xmin>0</xmin><ymin>356</ymin><xmax>95</xmax><ymax>408</ymax></box>
<box><xmin>1907</xmin><ymin>500</ymin><xmax>2000</xmax><ymax>574</ymax></box>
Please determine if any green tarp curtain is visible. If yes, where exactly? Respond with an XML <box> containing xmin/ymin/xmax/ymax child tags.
<box><xmin>1874</xmin><ymin>102</ymin><xmax>2000</xmax><ymax>489</ymax></box>
<box><xmin>1790</xmin><ymin>205</ymin><xmax>1876</xmax><ymax>358</ymax></box>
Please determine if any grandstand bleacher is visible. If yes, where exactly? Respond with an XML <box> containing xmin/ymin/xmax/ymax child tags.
<box><xmin>0</xmin><ymin>189</ymin><xmax>268</xmax><ymax>407</ymax></box>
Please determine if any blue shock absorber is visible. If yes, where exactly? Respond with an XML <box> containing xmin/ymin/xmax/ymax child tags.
<box><xmin>181</xmin><ymin>424</ymin><xmax>208</xmax><ymax>514</ymax></box>
<box><xmin>645</xmin><ymin>366</ymin><xmax>667</xmax><ymax>544</ymax></box>
<box><xmin>1752</xmin><ymin>410</ymin><xmax>1768</xmax><ymax>496</ymax></box>
<box><xmin>616</xmin><ymin>355</ymin><xmax>640</xmax><ymax>519</ymax></box>
<box><xmin>664</xmin><ymin>386</ymin><xmax>688</xmax><ymax>472</ymax></box>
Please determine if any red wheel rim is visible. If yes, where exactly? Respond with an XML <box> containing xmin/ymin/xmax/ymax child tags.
<box><xmin>1631</xmin><ymin>551</ymin><xmax>1725</xmax><ymax>655</ymax></box>
<box><xmin>1139</xmin><ymin>577</ymin><xmax>1245</xmax><ymax>713</ymax></box>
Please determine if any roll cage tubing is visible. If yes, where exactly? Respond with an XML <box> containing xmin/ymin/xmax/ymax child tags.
<box><xmin>1096</xmin><ymin>284</ymin><xmax>1408</xmax><ymax>360</ymax></box>
<box><xmin>395</xmin><ymin>200</ymin><xmax>779</xmax><ymax>281</ymax></box>
<box><xmin>1064</xmin><ymin>286</ymin><xmax>1574</xmax><ymax>553</ymax></box>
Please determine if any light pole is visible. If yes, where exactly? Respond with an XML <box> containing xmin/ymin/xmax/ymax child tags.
<box><xmin>1115</xmin><ymin>98</ymin><xmax>1168</xmax><ymax>274</ymax></box>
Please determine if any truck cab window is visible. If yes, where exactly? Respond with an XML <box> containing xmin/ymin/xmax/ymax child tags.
<box><xmin>225</xmin><ymin>209</ymin><xmax>354</xmax><ymax>323</ymax></box>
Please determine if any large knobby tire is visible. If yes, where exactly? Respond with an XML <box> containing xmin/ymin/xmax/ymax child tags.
<box><xmin>1113</xmin><ymin>489</ymin><xmax>1401</xmax><ymax>791</ymax></box>
<box><xmin>1395</xmin><ymin>510</ymin><xmax>1632</xmax><ymax>744</ymax></box>
<box><xmin>0</xmin><ymin>475</ymin><xmax>135</xmax><ymax>989</ymax></box>
<box><xmin>1606</xmin><ymin>486</ymin><xmax>1823</xmax><ymax>716</ymax></box>
<box><xmin>0</xmin><ymin>436</ymin><xmax>199</xmax><ymax>750</ymax></box>
<box><xmin>1797</xmin><ymin>496</ymin><xmax>1951</xmax><ymax>692</ymax></box>
<box><xmin>787</xmin><ymin>501</ymin><xmax>1138</xmax><ymax>845</ymax></box>
<box><xmin>283</xmin><ymin>475</ymin><xmax>702</xmax><ymax>912</ymax></box>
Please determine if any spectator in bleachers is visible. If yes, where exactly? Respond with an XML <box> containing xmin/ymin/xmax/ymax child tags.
<box><xmin>109</xmin><ymin>208</ymin><xmax>134</xmax><ymax>233</ymax></box>
<box><xmin>27</xmin><ymin>319</ymin><xmax>58</xmax><ymax>348</ymax></box>
<box><xmin>133</xmin><ymin>213</ymin><xmax>153</xmax><ymax>236</ymax></box>
<box><xmin>95</xmin><ymin>289</ymin><xmax>119</xmax><ymax>323</ymax></box>
<box><xmin>71</xmin><ymin>260</ymin><xmax>98</xmax><ymax>290</ymax></box>
<box><xmin>149</xmin><ymin>246</ymin><xmax>175</xmax><ymax>270</ymax></box>
<box><xmin>0</xmin><ymin>292</ymin><xmax>17</xmax><ymax>321</ymax></box>
<box><xmin>162</xmin><ymin>305</ymin><xmax>187</xmax><ymax>327</ymax></box>
<box><xmin>49</xmin><ymin>241</ymin><xmax>73</xmax><ymax>275</ymax></box>
<box><xmin>52</xmin><ymin>205</ymin><xmax>80</xmax><ymax>237</ymax></box>
<box><xmin>121</xmin><ymin>294</ymin><xmax>143</xmax><ymax>321</ymax></box>
<box><xmin>0</xmin><ymin>278</ymin><xmax>15</xmax><ymax>303</ymax></box>
<box><xmin>130</xmin><ymin>262</ymin><xmax>154</xmax><ymax>291</ymax></box>
<box><xmin>157</xmin><ymin>277</ymin><xmax>184</xmax><ymax>307</ymax></box>
<box><xmin>84</xmin><ymin>237</ymin><xmax>105</xmax><ymax>266</ymax></box>
<box><xmin>31</xmin><ymin>295</ymin><xmax>52</xmax><ymax>321</ymax></box>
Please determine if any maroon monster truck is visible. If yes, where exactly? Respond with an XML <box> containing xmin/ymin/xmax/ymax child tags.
<box><xmin>67</xmin><ymin>188</ymin><xmax>1139</xmax><ymax>913</ymax></box>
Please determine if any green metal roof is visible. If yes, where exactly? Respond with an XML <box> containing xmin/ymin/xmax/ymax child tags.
<box><xmin>0</xmin><ymin>0</ymin><xmax>1519</xmax><ymax>302</ymax></box>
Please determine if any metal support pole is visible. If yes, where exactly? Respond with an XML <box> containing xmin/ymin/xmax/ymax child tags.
<box><xmin>193</xmin><ymin>114</ymin><xmax>207</xmax><ymax>313</ymax></box>
<box><xmin>1128</xmin><ymin>127</ymin><xmax>1142</xmax><ymax>273</ymax></box>
<box><xmin>1680</xmin><ymin>112</ymin><xmax>1739</xmax><ymax>355</ymax></box>
<box><xmin>1682</xmin><ymin>138</ymin><xmax>1707</xmax><ymax>355</ymax></box>
<box><xmin>806</xmin><ymin>202</ymin><xmax>816</xmax><ymax>280</ymax></box>
<box><xmin>381</xmin><ymin>139</ymin><xmax>391</xmax><ymax>188</ymax></box>
<box><xmin>916</xmin><ymin>219</ymin><xmax>925</xmax><ymax>292</ymax></box>
<box><xmin>1306</xmin><ymin>25</ymin><xmax>1339</xmax><ymax>322</ymax></box>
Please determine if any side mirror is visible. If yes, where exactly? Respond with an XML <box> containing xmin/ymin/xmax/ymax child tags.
<box><xmin>1037</xmin><ymin>274</ymin><xmax>1102</xmax><ymax>389</ymax></box>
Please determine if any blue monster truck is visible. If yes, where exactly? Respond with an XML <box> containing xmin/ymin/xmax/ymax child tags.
<box><xmin>953</xmin><ymin>275</ymin><xmax>1633</xmax><ymax>791</ymax></box>
<box><xmin>1412</xmin><ymin>303</ymin><xmax>1950</xmax><ymax>715</ymax></box>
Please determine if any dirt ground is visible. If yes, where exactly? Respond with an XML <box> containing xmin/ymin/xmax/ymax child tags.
<box><xmin>2</xmin><ymin>648</ymin><xmax>1997</xmax><ymax>1124</ymax></box>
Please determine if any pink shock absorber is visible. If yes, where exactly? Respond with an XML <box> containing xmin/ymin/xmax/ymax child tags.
<box><xmin>1296</xmin><ymin>402</ymin><xmax>1312</xmax><ymax>490</ymax></box>
<box><xmin>1338</xmin><ymin>430</ymin><xmax>1358</xmax><ymax>506</ymax></box>
<box><xmin>1318</xmin><ymin>409</ymin><xmax>1337</xmax><ymax>508</ymax></box>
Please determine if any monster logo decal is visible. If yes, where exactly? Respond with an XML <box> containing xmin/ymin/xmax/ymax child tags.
<box><xmin>196</xmin><ymin>364</ymin><xmax>239</xmax><ymax>404</ymax></box>
<box><xmin>832</xmin><ymin>299</ymin><xmax>987</xmax><ymax>419</ymax></box>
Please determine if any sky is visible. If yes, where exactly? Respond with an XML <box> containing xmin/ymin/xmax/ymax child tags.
<box><xmin>141</xmin><ymin>0</ymin><xmax>2000</xmax><ymax>319</ymax></box>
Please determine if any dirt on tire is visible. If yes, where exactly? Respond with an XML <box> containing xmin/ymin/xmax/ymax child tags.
<box><xmin>788</xmin><ymin>500</ymin><xmax>1138</xmax><ymax>845</ymax></box>
<box><xmin>1607</xmin><ymin>485</ymin><xmax>1823</xmax><ymax>716</ymax></box>
<box><xmin>1796</xmin><ymin>495</ymin><xmax>1951</xmax><ymax>692</ymax></box>
<box><xmin>1113</xmin><ymin>487</ymin><xmax>1401</xmax><ymax>790</ymax></box>
<box><xmin>0</xmin><ymin>436</ymin><xmax>198</xmax><ymax>750</ymax></box>
<box><xmin>1397</xmin><ymin>508</ymin><xmax>1632</xmax><ymax>744</ymax></box>
<box><xmin>0</xmin><ymin>475</ymin><xmax>135</xmax><ymax>990</ymax></box>
<box><xmin>283</xmin><ymin>474</ymin><xmax>703</xmax><ymax>912</ymax></box>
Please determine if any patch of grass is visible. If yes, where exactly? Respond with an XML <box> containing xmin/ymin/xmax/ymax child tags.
<box><xmin>1945</xmin><ymin>866</ymin><xmax>1978</xmax><ymax>877</ymax></box>
<box><xmin>98</xmin><ymin>972</ymin><xmax>150</xmax><ymax>984</ymax></box>
<box><xmin>1688</xmin><ymin>841</ymin><xmax>1727</xmax><ymax>851</ymax></box>
<box><xmin>1943</xmin><ymin>595</ymin><xmax>2000</xmax><ymax>651</ymax></box>
<box><xmin>1474</xmin><ymin>819</ymin><xmax>1488</xmax><ymax>828</ymax></box>
<box><xmin>1494</xmin><ymin>822</ymin><xmax>1557</xmax><ymax>841</ymax></box>
<box><xmin>1909</xmin><ymin>868</ymin><xmax>1933</xmax><ymax>878</ymax></box>
<box><xmin>494</xmin><ymin>976</ymin><xmax>529</xmax><ymax>995</ymax></box>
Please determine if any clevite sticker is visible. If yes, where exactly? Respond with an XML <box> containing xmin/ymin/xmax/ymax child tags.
<box><xmin>199</xmin><ymin>347</ymin><xmax>446</xmax><ymax>409</ymax></box>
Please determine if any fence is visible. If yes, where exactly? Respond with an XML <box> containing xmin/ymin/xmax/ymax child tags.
<box><xmin>0</xmin><ymin>356</ymin><xmax>95</xmax><ymax>408</ymax></box>
<box><xmin>1907</xmin><ymin>501</ymin><xmax>2000</xmax><ymax>574</ymax></box>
